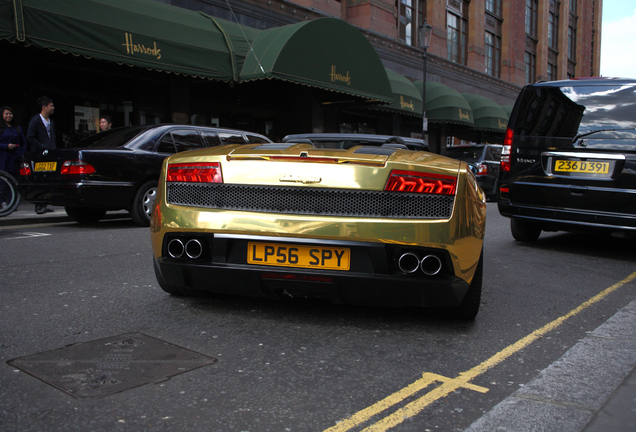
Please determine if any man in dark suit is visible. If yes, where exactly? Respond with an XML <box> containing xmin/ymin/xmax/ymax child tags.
<box><xmin>27</xmin><ymin>96</ymin><xmax>56</xmax><ymax>214</ymax></box>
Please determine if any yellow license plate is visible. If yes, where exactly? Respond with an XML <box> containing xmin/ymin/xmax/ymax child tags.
<box><xmin>555</xmin><ymin>160</ymin><xmax>609</xmax><ymax>174</ymax></box>
<box><xmin>34</xmin><ymin>162</ymin><xmax>57</xmax><ymax>172</ymax></box>
<box><xmin>247</xmin><ymin>242</ymin><xmax>350</xmax><ymax>271</ymax></box>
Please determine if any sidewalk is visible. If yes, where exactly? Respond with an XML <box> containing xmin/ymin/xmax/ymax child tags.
<box><xmin>0</xmin><ymin>200</ymin><xmax>129</xmax><ymax>227</ymax></box>
<box><xmin>464</xmin><ymin>299</ymin><xmax>636</xmax><ymax>432</ymax></box>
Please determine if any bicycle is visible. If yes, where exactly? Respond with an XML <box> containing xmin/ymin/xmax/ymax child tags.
<box><xmin>0</xmin><ymin>170</ymin><xmax>21</xmax><ymax>217</ymax></box>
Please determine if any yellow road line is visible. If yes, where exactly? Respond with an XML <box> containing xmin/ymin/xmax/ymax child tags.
<box><xmin>325</xmin><ymin>270</ymin><xmax>636</xmax><ymax>432</ymax></box>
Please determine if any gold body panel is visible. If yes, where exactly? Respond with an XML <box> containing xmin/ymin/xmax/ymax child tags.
<box><xmin>151</xmin><ymin>145</ymin><xmax>486</xmax><ymax>284</ymax></box>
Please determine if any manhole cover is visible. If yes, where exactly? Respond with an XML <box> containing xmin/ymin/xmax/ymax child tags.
<box><xmin>8</xmin><ymin>333</ymin><xmax>217</xmax><ymax>399</ymax></box>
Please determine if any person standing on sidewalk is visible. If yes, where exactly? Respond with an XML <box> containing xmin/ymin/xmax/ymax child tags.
<box><xmin>0</xmin><ymin>106</ymin><xmax>26</xmax><ymax>209</ymax></box>
<box><xmin>26</xmin><ymin>96</ymin><xmax>56</xmax><ymax>214</ymax></box>
<box><xmin>99</xmin><ymin>115</ymin><xmax>112</xmax><ymax>132</ymax></box>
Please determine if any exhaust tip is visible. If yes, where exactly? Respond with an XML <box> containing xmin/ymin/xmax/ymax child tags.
<box><xmin>420</xmin><ymin>255</ymin><xmax>442</xmax><ymax>276</ymax></box>
<box><xmin>167</xmin><ymin>239</ymin><xmax>184</xmax><ymax>258</ymax></box>
<box><xmin>185</xmin><ymin>239</ymin><xmax>203</xmax><ymax>259</ymax></box>
<box><xmin>398</xmin><ymin>253</ymin><xmax>420</xmax><ymax>274</ymax></box>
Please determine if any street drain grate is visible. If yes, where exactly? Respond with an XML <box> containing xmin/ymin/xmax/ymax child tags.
<box><xmin>7</xmin><ymin>333</ymin><xmax>217</xmax><ymax>399</ymax></box>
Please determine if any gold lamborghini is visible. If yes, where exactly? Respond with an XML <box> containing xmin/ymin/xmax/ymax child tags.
<box><xmin>150</xmin><ymin>142</ymin><xmax>486</xmax><ymax>319</ymax></box>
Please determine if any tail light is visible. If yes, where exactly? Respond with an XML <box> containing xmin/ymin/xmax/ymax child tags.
<box><xmin>167</xmin><ymin>162</ymin><xmax>222</xmax><ymax>183</ymax></box>
<box><xmin>385</xmin><ymin>170</ymin><xmax>456</xmax><ymax>195</ymax></box>
<box><xmin>61</xmin><ymin>160</ymin><xmax>96</xmax><ymax>175</ymax></box>
<box><xmin>475</xmin><ymin>163</ymin><xmax>489</xmax><ymax>176</ymax></box>
<box><xmin>501</xmin><ymin>128</ymin><xmax>513</xmax><ymax>172</ymax></box>
<box><xmin>19</xmin><ymin>162</ymin><xmax>31</xmax><ymax>176</ymax></box>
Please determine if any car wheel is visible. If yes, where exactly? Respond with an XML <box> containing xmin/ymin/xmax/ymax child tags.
<box><xmin>65</xmin><ymin>206</ymin><xmax>107</xmax><ymax>224</ymax></box>
<box><xmin>450</xmin><ymin>251</ymin><xmax>482</xmax><ymax>320</ymax></box>
<box><xmin>510</xmin><ymin>218</ymin><xmax>541</xmax><ymax>242</ymax></box>
<box><xmin>131</xmin><ymin>180</ymin><xmax>157</xmax><ymax>227</ymax></box>
<box><xmin>153</xmin><ymin>260</ymin><xmax>209</xmax><ymax>297</ymax></box>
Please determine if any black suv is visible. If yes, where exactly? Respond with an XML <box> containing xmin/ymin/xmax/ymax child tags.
<box><xmin>498</xmin><ymin>78</ymin><xmax>636</xmax><ymax>241</ymax></box>
<box><xmin>442</xmin><ymin>144</ymin><xmax>502</xmax><ymax>201</ymax></box>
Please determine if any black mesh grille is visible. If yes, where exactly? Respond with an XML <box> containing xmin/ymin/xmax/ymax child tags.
<box><xmin>166</xmin><ymin>183</ymin><xmax>454</xmax><ymax>219</ymax></box>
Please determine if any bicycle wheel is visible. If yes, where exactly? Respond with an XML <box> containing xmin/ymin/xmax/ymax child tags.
<box><xmin>0</xmin><ymin>171</ymin><xmax>21</xmax><ymax>217</ymax></box>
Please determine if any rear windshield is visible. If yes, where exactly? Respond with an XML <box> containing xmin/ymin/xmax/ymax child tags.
<box><xmin>68</xmin><ymin>127</ymin><xmax>146</xmax><ymax>148</ymax></box>
<box><xmin>513</xmin><ymin>83</ymin><xmax>636</xmax><ymax>139</ymax></box>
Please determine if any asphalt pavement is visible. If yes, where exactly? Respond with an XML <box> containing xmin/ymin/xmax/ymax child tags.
<box><xmin>1</xmin><ymin>200</ymin><xmax>635</xmax><ymax>431</ymax></box>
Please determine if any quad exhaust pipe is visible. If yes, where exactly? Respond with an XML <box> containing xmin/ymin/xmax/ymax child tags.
<box><xmin>398</xmin><ymin>252</ymin><xmax>442</xmax><ymax>276</ymax></box>
<box><xmin>167</xmin><ymin>238</ymin><xmax>203</xmax><ymax>259</ymax></box>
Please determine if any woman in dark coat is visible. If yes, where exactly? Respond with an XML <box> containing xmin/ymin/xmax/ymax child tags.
<box><xmin>0</xmin><ymin>106</ymin><xmax>26</xmax><ymax>208</ymax></box>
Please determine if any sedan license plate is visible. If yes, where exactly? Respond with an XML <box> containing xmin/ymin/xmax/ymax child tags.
<box><xmin>34</xmin><ymin>162</ymin><xmax>57</xmax><ymax>172</ymax></box>
<box><xmin>555</xmin><ymin>160</ymin><xmax>609</xmax><ymax>174</ymax></box>
<box><xmin>247</xmin><ymin>242</ymin><xmax>350</xmax><ymax>271</ymax></box>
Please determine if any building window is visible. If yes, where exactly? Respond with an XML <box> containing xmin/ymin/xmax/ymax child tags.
<box><xmin>570</xmin><ymin>0</ymin><xmax>577</xmax><ymax>14</ymax></box>
<box><xmin>548</xmin><ymin>11</ymin><xmax>559</xmax><ymax>50</ymax></box>
<box><xmin>525</xmin><ymin>0</ymin><xmax>538</xmax><ymax>37</ymax></box>
<box><xmin>485</xmin><ymin>0</ymin><xmax>501</xmax><ymax>16</ymax></box>
<box><xmin>547</xmin><ymin>62</ymin><xmax>557</xmax><ymax>81</ymax></box>
<box><xmin>447</xmin><ymin>11</ymin><xmax>467</xmax><ymax>65</ymax></box>
<box><xmin>568</xmin><ymin>26</ymin><xmax>576</xmax><ymax>60</ymax></box>
<box><xmin>485</xmin><ymin>32</ymin><xmax>500</xmax><ymax>78</ymax></box>
<box><xmin>399</xmin><ymin>0</ymin><xmax>415</xmax><ymax>46</ymax></box>
<box><xmin>525</xmin><ymin>51</ymin><xmax>536</xmax><ymax>83</ymax></box>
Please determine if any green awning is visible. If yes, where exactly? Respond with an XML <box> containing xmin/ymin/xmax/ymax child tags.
<box><xmin>462</xmin><ymin>94</ymin><xmax>509</xmax><ymax>132</ymax></box>
<box><xmin>240</xmin><ymin>18</ymin><xmax>393</xmax><ymax>102</ymax></box>
<box><xmin>500</xmin><ymin>104</ymin><xmax>513</xmax><ymax>118</ymax></box>
<box><xmin>414</xmin><ymin>81</ymin><xmax>474</xmax><ymax>126</ymax></box>
<box><xmin>380</xmin><ymin>69</ymin><xmax>423</xmax><ymax>116</ymax></box>
<box><xmin>1</xmin><ymin>0</ymin><xmax>243</xmax><ymax>80</ymax></box>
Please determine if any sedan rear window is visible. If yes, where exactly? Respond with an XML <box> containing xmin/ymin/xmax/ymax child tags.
<box><xmin>69</xmin><ymin>127</ymin><xmax>146</xmax><ymax>148</ymax></box>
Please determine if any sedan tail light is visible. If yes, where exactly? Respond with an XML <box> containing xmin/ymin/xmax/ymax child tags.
<box><xmin>501</xmin><ymin>128</ymin><xmax>513</xmax><ymax>172</ymax></box>
<box><xmin>19</xmin><ymin>162</ymin><xmax>31</xmax><ymax>176</ymax></box>
<box><xmin>384</xmin><ymin>170</ymin><xmax>456</xmax><ymax>195</ymax></box>
<box><xmin>167</xmin><ymin>162</ymin><xmax>223</xmax><ymax>183</ymax></box>
<box><xmin>61</xmin><ymin>160</ymin><xmax>96</xmax><ymax>175</ymax></box>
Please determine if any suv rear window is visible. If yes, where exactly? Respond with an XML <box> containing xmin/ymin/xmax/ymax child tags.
<box><xmin>513</xmin><ymin>83</ymin><xmax>636</xmax><ymax>139</ymax></box>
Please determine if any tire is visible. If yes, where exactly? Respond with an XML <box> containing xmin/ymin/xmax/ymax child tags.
<box><xmin>65</xmin><ymin>206</ymin><xmax>106</xmax><ymax>224</ymax></box>
<box><xmin>153</xmin><ymin>259</ymin><xmax>208</xmax><ymax>297</ymax></box>
<box><xmin>510</xmin><ymin>218</ymin><xmax>542</xmax><ymax>242</ymax></box>
<box><xmin>450</xmin><ymin>251</ymin><xmax>483</xmax><ymax>320</ymax></box>
<box><xmin>0</xmin><ymin>171</ymin><xmax>21</xmax><ymax>217</ymax></box>
<box><xmin>130</xmin><ymin>180</ymin><xmax>157</xmax><ymax>227</ymax></box>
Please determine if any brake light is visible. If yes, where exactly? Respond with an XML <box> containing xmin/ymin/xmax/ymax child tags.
<box><xmin>167</xmin><ymin>162</ymin><xmax>222</xmax><ymax>183</ymax></box>
<box><xmin>501</xmin><ymin>128</ymin><xmax>513</xmax><ymax>172</ymax></box>
<box><xmin>385</xmin><ymin>170</ymin><xmax>456</xmax><ymax>195</ymax></box>
<box><xmin>61</xmin><ymin>160</ymin><xmax>96</xmax><ymax>175</ymax></box>
<box><xmin>475</xmin><ymin>163</ymin><xmax>489</xmax><ymax>176</ymax></box>
<box><xmin>19</xmin><ymin>162</ymin><xmax>31</xmax><ymax>176</ymax></box>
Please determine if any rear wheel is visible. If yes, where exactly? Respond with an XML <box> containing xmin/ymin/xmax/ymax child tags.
<box><xmin>130</xmin><ymin>180</ymin><xmax>157</xmax><ymax>227</ymax></box>
<box><xmin>65</xmin><ymin>206</ymin><xmax>106</xmax><ymax>224</ymax></box>
<box><xmin>450</xmin><ymin>252</ymin><xmax>483</xmax><ymax>320</ymax></box>
<box><xmin>510</xmin><ymin>218</ymin><xmax>542</xmax><ymax>242</ymax></box>
<box><xmin>0</xmin><ymin>171</ymin><xmax>21</xmax><ymax>217</ymax></box>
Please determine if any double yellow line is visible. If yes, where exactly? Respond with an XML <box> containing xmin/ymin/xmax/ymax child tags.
<box><xmin>324</xmin><ymin>270</ymin><xmax>636</xmax><ymax>432</ymax></box>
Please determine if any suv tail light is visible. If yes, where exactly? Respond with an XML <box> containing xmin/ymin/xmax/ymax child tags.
<box><xmin>475</xmin><ymin>163</ymin><xmax>489</xmax><ymax>176</ymax></box>
<box><xmin>385</xmin><ymin>170</ymin><xmax>456</xmax><ymax>195</ymax></box>
<box><xmin>61</xmin><ymin>160</ymin><xmax>96</xmax><ymax>175</ymax></box>
<box><xmin>19</xmin><ymin>162</ymin><xmax>31</xmax><ymax>176</ymax></box>
<box><xmin>167</xmin><ymin>162</ymin><xmax>223</xmax><ymax>183</ymax></box>
<box><xmin>501</xmin><ymin>128</ymin><xmax>513</xmax><ymax>172</ymax></box>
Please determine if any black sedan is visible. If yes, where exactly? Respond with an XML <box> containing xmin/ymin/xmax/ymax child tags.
<box><xmin>442</xmin><ymin>144</ymin><xmax>502</xmax><ymax>201</ymax></box>
<box><xmin>18</xmin><ymin>124</ymin><xmax>271</xmax><ymax>226</ymax></box>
